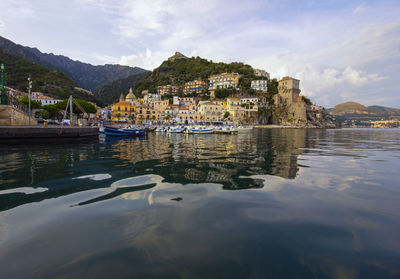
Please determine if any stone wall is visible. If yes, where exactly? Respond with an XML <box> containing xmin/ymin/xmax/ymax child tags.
<box><xmin>0</xmin><ymin>106</ymin><xmax>37</xmax><ymax>126</ymax></box>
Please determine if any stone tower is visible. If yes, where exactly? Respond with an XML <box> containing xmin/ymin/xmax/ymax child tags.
<box><xmin>273</xmin><ymin>76</ymin><xmax>307</xmax><ymax>125</ymax></box>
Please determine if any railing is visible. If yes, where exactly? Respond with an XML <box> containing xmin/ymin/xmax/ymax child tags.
<box><xmin>6</xmin><ymin>93</ymin><xmax>30</xmax><ymax>116</ymax></box>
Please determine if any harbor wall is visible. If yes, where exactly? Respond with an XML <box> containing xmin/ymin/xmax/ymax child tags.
<box><xmin>0</xmin><ymin>106</ymin><xmax>37</xmax><ymax>126</ymax></box>
<box><xmin>0</xmin><ymin>126</ymin><xmax>99</xmax><ymax>139</ymax></box>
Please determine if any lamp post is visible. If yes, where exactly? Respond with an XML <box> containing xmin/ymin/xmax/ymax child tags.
<box><xmin>28</xmin><ymin>76</ymin><xmax>32</xmax><ymax>125</ymax></box>
<box><xmin>1</xmin><ymin>64</ymin><xmax>7</xmax><ymax>105</ymax></box>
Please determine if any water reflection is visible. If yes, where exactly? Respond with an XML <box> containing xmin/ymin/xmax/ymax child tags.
<box><xmin>107</xmin><ymin>129</ymin><xmax>307</xmax><ymax>187</ymax></box>
<box><xmin>0</xmin><ymin>129</ymin><xmax>308</xmax><ymax>211</ymax></box>
<box><xmin>1</xmin><ymin>129</ymin><xmax>400</xmax><ymax>213</ymax></box>
<box><xmin>1</xmin><ymin>129</ymin><xmax>400</xmax><ymax>278</ymax></box>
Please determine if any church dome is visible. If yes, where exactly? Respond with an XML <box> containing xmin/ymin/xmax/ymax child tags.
<box><xmin>125</xmin><ymin>88</ymin><xmax>136</xmax><ymax>100</ymax></box>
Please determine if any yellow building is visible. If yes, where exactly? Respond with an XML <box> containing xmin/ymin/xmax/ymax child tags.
<box><xmin>135</xmin><ymin>104</ymin><xmax>157</xmax><ymax>124</ymax></box>
<box><xmin>184</xmin><ymin>80</ymin><xmax>207</xmax><ymax>94</ymax></box>
<box><xmin>112</xmin><ymin>101</ymin><xmax>134</xmax><ymax>122</ymax></box>
<box><xmin>157</xmin><ymin>85</ymin><xmax>182</xmax><ymax>96</ymax></box>
<box><xmin>209</xmin><ymin>73</ymin><xmax>239</xmax><ymax>90</ymax></box>
<box><xmin>198</xmin><ymin>101</ymin><xmax>226</xmax><ymax>122</ymax></box>
<box><xmin>177</xmin><ymin>107</ymin><xmax>202</xmax><ymax>123</ymax></box>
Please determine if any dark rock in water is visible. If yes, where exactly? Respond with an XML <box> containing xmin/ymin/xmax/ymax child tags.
<box><xmin>171</xmin><ymin>197</ymin><xmax>183</xmax><ymax>202</ymax></box>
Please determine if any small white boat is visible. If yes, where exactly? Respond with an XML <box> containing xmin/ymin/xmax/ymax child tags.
<box><xmin>166</xmin><ymin>126</ymin><xmax>185</xmax><ymax>133</ymax></box>
<box><xmin>236</xmin><ymin>126</ymin><xmax>253</xmax><ymax>133</ymax></box>
<box><xmin>185</xmin><ymin>126</ymin><xmax>214</xmax><ymax>134</ymax></box>
<box><xmin>214</xmin><ymin>126</ymin><xmax>238</xmax><ymax>134</ymax></box>
<box><xmin>155</xmin><ymin>126</ymin><xmax>167</xmax><ymax>133</ymax></box>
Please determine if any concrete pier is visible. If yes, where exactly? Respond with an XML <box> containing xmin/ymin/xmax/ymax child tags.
<box><xmin>0</xmin><ymin>126</ymin><xmax>99</xmax><ymax>139</ymax></box>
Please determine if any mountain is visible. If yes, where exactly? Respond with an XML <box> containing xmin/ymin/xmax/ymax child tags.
<box><xmin>0</xmin><ymin>36</ymin><xmax>148</xmax><ymax>91</ymax></box>
<box><xmin>0</xmin><ymin>50</ymin><xmax>99</xmax><ymax>104</ymax></box>
<box><xmin>95</xmin><ymin>71</ymin><xmax>150</xmax><ymax>105</ymax></box>
<box><xmin>329</xmin><ymin>101</ymin><xmax>400</xmax><ymax>121</ymax></box>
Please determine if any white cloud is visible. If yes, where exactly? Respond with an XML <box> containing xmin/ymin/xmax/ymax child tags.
<box><xmin>119</xmin><ymin>49</ymin><xmax>171</xmax><ymax>70</ymax></box>
<box><xmin>353</xmin><ymin>3</ymin><xmax>366</xmax><ymax>15</ymax></box>
<box><xmin>0</xmin><ymin>20</ymin><xmax>5</xmax><ymax>33</ymax></box>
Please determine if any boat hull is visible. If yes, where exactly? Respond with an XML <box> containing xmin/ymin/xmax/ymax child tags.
<box><xmin>104</xmin><ymin>126</ymin><xmax>146</xmax><ymax>137</ymax></box>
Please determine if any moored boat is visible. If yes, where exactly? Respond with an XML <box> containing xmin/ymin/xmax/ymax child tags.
<box><xmin>166</xmin><ymin>126</ymin><xmax>186</xmax><ymax>133</ymax></box>
<box><xmin>185</xmin><ymin>126</ymin><xmax>214</xmax><ymax>134</ymax></box>
<box><xmin>214</xmin><ymin>126</ymin><xmax>238</xmax><ymax>134</ymax></box>
<box><xmin>104</xmin><ymin>125</ymin><xmax>146</xmax><ymax>136</ymax></box>
<box><xmin>236</xmin><ymin>125</ymin><xmax>253</xmax><ymax>133</ymax></box>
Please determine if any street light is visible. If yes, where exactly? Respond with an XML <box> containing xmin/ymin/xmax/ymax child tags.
<box><xmin>1</xmin><ymin>63</ymin><xmax>7</xmax><ymax>105</ymax></box>
<box><xmin>28</xmin><ymin>76</ymin><xmax>32</xmax><ymax>125</ymax></box>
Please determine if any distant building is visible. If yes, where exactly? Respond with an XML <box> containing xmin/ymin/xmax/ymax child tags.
<box><xmin>254</xmin><ymin>69</ymin><xmax>270</xmax><ymax>79</ymax></box>
<box><xmin>33</xmin><ymin>98</ymin><xmax>62</xmax><ymax>106</ymax></box>
<box><xmin>173</xmin><ymin>96</ymin><xmax>195</xmax><ymax>107</ymax></box>
<box><xmin>251</xmin><ymin>80</ymin><xmax>268</xmax><ymax>92</ymax></box>
<box><xmin>184</xmin><ymin>80</ymin><xmax>207</xmax><ymax>94</ymax></box>
<box><xmin>143</xmin><ymin>93</ymin><xmax>161</xmax><ymax>103</ymax></box>
<box><xmin>209</xmin><ymin>73</ymin><xmax>239</xmax><ymax>91</ymax></box>
<box><xmin>158</xmin><ymin>85</ymin><xmax>172</xmax><ymax>96</ymax></box>
<box><xmin>158</xmin><ymin>84</ymin><xmax>182</xmax><ymax>96</ymax></box>
<box><xmin>30</xmin><ymin>92</ymin><xmax>62</xmax><ymax>106</ymax></box>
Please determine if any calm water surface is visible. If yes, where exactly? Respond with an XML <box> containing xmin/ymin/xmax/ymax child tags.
<box><xmin>0</xmin><ymin>128</ymin><xmax>399</xmax><ymax>278</ymax></box>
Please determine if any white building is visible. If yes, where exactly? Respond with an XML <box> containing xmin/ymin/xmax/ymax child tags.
<box><xmin>143</xmin><ymin>93</ymin><xmax>161</xmax><ymax>103</ymax></box>
<box><xmin>251</xmin><ymin>80</ymin><xmax>268</xmax><ymax>92</ymax></box>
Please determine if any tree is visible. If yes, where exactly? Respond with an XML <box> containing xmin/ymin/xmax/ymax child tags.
<box><xmin>224</xmin><ymin>111</ymin><xmax>230</xmax><ymax>118</ymax></box>
<box><xmin>21</xmin><ymin>96</ymin><xmax>42</xmax><ymax>109</ymax></box>
<box><xmin>38</xmin><ymin>109</ymin><xmax>49</xmax><ymax>119</ymax></box>
<box><xmin>42</xmin><ymin>104</ymin><xmax>60</xmax><ymax>119</ymax></box>
<box><xmin>267</xmin><ymin>78</ymin><xmax>279</xmax><ymax>95</ymax></box>
<box><xmin>301</xmin><ymin>96</ymin><xmax>312</xmax><ymax>105</ymax></box>
<box><xmin>215</xmin><ymin>88</ymin><xmax>234</xmax><ymax>99</ymax></box>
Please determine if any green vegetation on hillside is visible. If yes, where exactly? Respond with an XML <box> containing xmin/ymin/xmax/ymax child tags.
<box><xmin>95</xmin><ymin>71</ymin><xmax>150</xmax><ymax>104</ymax></box>
<box><xmin>134</xmin><ymin>56</ymin><xmax>258</xmax><ymax>94</ymax></box>
<box><xmin>0</xmin><ymin>50</ymin><xmax>101</xmax><ymax>105</ymax></box>
<box><xmin>20</xmin><ymin>96</ymin><xmax>42</xmax><ymax>109</ymax></box>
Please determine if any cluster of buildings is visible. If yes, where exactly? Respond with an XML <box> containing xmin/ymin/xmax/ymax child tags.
<box><xmin>110</xmin><ymin>88</ymin><xmax>259</xmax><ymax>124</ymax></box>
<box><xmin>109</xmin><ymin>72</ymin><xmax>324</xmax><ymax>126</ymax></box>
<box><xmin>155</xmin><ymin>70</ymin><xmax>269</xmax><ymax>98</ymax></box>
<box><xmin>109</xmin><ymin>69</ymin><xmax>273</xmax><ymax>124</ymax></box>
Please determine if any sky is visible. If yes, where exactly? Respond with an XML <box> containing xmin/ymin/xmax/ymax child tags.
<box><xmin>0</xmin><ymin>0</ymin><xmax>399</xmax><ymax>108</ymax></box>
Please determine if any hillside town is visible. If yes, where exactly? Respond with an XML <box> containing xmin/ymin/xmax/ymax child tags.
<box><xmin>107</xmin><ymin>72</ymin><xmax>331</xmax><ymax>127</ymax></box>
<box><xmin>102</xmin><ymin>53</ymin><xmax>331</xmax><ymax>127</ymax></box>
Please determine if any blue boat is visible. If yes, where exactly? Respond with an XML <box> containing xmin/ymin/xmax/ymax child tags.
<box><xmin>104</xmin><ymin>125</ymin><xmax>146</xmax><ymax>137</ymax></box>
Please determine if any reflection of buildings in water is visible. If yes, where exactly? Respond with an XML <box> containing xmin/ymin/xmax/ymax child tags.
<box><xmin>110</xmin><ymin>129</ymin><xmax>308</xmax><ymax>189</ymax></box>
<box><xmin>110</xmin><ymin>136</ymin><xmax>172</xmax><ymax>163</ymax></box>
<box><xmin>266</xmin><ymin>129</ymin><xmax>306</xmax><ymax>179</ymax></box>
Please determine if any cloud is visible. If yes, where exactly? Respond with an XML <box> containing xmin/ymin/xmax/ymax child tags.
<box><xmin>119</xmin><ymin>49</ymin><xmax>171</xmax><ymax>70</ymax></box>
<box><xmin>0</xmin><ymin>20</ymin><xmax>4</xmax><ymax>33</ymax></box>
<box><xmin>2</xmin><ymin>0</ymin><xmax>400</xmax><ymax>107</ymax></box>
<box><xmin>353</xmin><ymin>3</ymin><xmax>366</xmax><ymax>15</ymax></box>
